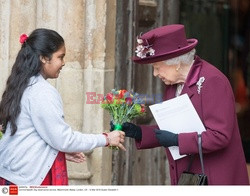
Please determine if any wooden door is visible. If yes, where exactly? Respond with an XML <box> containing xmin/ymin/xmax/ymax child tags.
<box><xmin>112</xmin><ymin>0</ymin><xmax>179</xmax><ymax>185</ymax></box>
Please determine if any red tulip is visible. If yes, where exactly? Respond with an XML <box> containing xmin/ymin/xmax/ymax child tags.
<box><xmin>106</xmin><ymin>93</ymin><xmax>113</xmax><ymax>103</ymax></box>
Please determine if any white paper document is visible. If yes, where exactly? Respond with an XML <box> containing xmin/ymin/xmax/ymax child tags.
<box><xmin>149</xmin><ymin>94</ymin><xmax>205</xmax><ymax>160</ymax></box>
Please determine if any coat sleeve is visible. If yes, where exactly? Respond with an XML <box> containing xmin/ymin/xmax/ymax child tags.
<box><xmin>29</xmin><ymin>87</ymin><xmax>106</xmax><ymax>152</ymax></box>
<box><xmin>135</xmin><ymin>85</ymin><xmax>175</xmax><ymax>149</ymax></box>
<box><xmin>179</xmin><ymin>75</ymin><xmax>236</xmax><ymax>155</ymax></box>
<box><xmin>135</xmin><ymin>124</ymin><xmax>161</xmax><ymax>149</ymax></box>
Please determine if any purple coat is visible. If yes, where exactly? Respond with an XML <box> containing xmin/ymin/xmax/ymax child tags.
<box><xmin>136</xmin><ymin>56</ymin><xmax>249</xmax><ymax>185</ymax></box>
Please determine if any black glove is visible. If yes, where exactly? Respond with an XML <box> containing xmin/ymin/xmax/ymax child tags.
<box><xmin>154</xmin><ymin>129</ymin><xmax>178</xmax><ymax>147</ymax></box>
<box><xmin>122</xmin><ymin>122</ymin><xmax>142</xmax><ymax>140</ymax></box>
<box><xmin>110</xmin><ymin>121</ymin><xmax>142</xmax><ymax>140</ymax></box>
<box><xmin>109</xmin><ymin>121</ymin><xmax>115</xmax><ymax>132</ymax></box>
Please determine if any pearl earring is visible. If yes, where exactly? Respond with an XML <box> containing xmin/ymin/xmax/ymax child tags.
<box><xmin>176</xmin><ymin>65</ymin><xmax>181</xmax><ymax>71</ymax></box>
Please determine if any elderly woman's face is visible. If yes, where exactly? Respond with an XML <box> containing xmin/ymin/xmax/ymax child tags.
<box><xmin>152</xmin><ymin>61</ymin><xmax>180</xmax><ymax>85</ymax></box>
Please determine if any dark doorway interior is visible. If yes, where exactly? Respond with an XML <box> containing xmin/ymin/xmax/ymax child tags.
<box><xmin>180</xmin><ymin>0</ymin><xmax>250</xmax><ymax>163</ymax></box>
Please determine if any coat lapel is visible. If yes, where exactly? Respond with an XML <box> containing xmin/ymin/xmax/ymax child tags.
<box><xmin>181</xmin><ymin>56</ymin><xmax>203</xmax><ymax>99</ymax></box>
<box><xmin>163</xmin><ymin>56</ymin><xmax>203</xmax><ymax>101</ymax></box>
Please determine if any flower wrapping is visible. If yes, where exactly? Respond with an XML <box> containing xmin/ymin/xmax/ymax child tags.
<box><xmin>101</xmin><ymin>89</ymin><xmax>146</xmax><ymax>130</ymax></box>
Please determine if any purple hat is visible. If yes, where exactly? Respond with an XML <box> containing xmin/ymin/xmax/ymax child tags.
<box><xmin>132</xmin><ymin>24</ymin><xmax>198</xmax><ymax>64</ymax></box>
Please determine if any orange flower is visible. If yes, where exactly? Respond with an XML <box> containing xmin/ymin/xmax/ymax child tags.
<box><xmin>116</xmin><ymin>89</ymin><xmax>127</xmax><ymax>99</ymax></box>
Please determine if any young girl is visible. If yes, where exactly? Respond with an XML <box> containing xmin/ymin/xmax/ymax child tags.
<box><xmin>0</xmin><ymin>28</ymin><xmax>125</xmax><ymax>185</ymax></box>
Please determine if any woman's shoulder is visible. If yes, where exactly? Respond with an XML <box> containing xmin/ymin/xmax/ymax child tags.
<box><xmin>200</xmin><ymin>59</ymin><xmax>229</xmax><ymax>82</ymax></box>
<box><xmin>30</xmin><ymin>74</ymin><xmax>58</xmax><ymax>91</ymax></box>
<box><xmin>199</xmin><ymin>59</ymin><xmax>233</xmax><ymax>94</ymax></box>
<box><xmin>26</xmin><ymin>74</ymin><xmax>61</xmax><ymax>100</ymax></box>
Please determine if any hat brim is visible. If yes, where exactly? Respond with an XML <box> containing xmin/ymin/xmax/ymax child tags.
<box><xmin>132</xmin><ymin>38</ymin><xmax>198</xmax><ymax>64</ymax></box>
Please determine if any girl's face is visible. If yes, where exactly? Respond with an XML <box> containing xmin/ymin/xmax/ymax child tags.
<box><xmin>40</xmin><ymin>45</ymin><xmax>66</xmax><ymax>79</ymax></box>
<box><xmin>152</xmin><ymin>61</ymin><xmax>180</xmax><ymax>85</ymax></box>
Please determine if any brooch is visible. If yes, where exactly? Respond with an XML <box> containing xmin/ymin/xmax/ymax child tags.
<box><xmin>196</xmin><ymin>77</ymin><xmax>205</xmax><ymax>94</ymax></box>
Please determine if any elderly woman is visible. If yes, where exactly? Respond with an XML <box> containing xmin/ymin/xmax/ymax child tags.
<box><xmin>114</xmin><ymin>24</ymin><xmax>249</xmax><ymax>185</ymax></box>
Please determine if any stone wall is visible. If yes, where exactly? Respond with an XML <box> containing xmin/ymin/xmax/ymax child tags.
<box><xmin>0</xmin><ymin>0</ymin><xmax>116</xmax><ymax>185</ymax></box>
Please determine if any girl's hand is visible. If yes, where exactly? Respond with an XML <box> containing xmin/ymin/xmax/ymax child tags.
<box><xmin>106</xmin><ymin>131</ymin><xmax>126</xmax><ymax>151</ymax></box>
<box><xmin>65</xmin><ymin>152</ymin><xmax>86</xmax><ymax>163</ymax></box>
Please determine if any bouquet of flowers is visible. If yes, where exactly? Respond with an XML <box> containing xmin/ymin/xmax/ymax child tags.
<box><xmin>101</xmin><ymin>89</ymin><xmax>146</xmax><ymax>148</ymax></box>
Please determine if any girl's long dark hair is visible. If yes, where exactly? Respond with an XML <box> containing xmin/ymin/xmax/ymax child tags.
<box><xmin>0</xmin><ymin>28</ymin><xmax>64</xmax><ymax>135</ymax></box>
